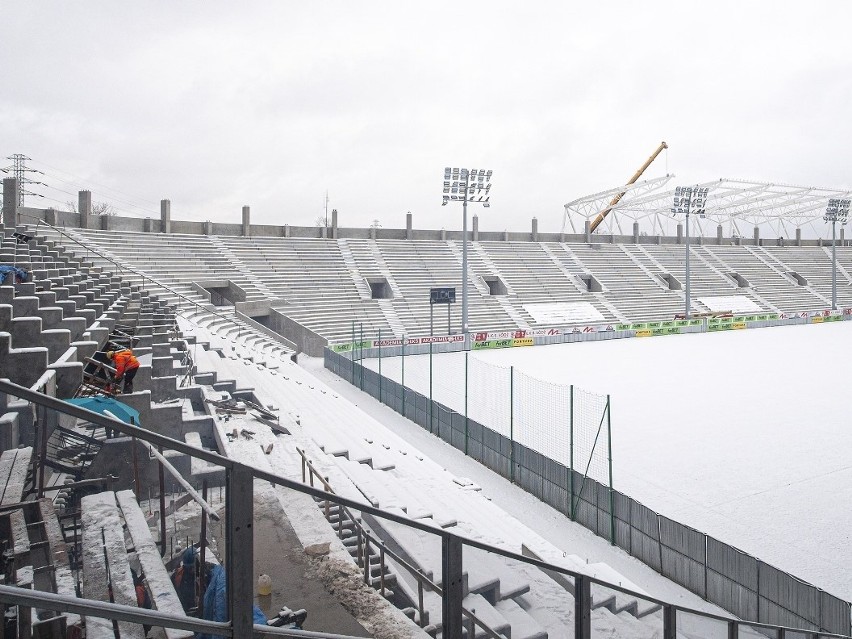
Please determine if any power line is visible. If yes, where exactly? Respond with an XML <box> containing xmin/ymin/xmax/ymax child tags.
<box><xmin>28</xmin><ymin>158</ymin><xmax>161</xmax><ymax>210</ymax></box>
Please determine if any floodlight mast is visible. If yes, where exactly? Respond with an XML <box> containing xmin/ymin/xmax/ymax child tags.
<box><xmin>442</xmin><ymin>168</ymin><xmax>492</xmax><ymax>343</ymax></box>
<box><xmin>671</xmin><ymin>185</ymin><xmax>709</xmax><ymax>319</ymax></box>
<box><xmin>824</xmin><ymin>198</ymin><xmax>850</xmax><ymax>311</ymax></box>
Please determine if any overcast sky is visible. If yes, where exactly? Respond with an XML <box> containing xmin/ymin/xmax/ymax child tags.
<box><xmin>2</xmin><ymin>2</ymin><xmax>851</xmax><ymax>234</ymax></box>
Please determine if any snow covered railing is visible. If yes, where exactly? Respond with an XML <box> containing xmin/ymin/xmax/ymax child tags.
<box><xmin>0</xmin><ymin>378</ymin><xmax>849</xmax><ymax>639</ymax></box>
<box><xmin>298</xmin><ymin>447</ymin><xmax>507</xmax><ymax>639</ymax></box>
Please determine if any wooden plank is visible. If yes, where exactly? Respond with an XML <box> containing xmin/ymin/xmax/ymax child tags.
<box><xmin>38</xmin><ymin>499</ymin><xmax>80</xmax><ymax>628</ymax></box>
<box><xmin>81</xmin><ymin>491</ymin><xmax>145</xmax><ymax>639</ymax></box>
<box><xmin>0</xmin><ymin>447</ymin><xmax>32</xmax><ymax>506</ymax></box>
<box><xmin>116</xmin><ymin>490</ymin><xmax>192</xmax><ymax>639</ymax></box>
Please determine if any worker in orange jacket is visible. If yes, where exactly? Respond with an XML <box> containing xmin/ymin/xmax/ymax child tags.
<box><xmin>106</xmin><ymin>349</ymin><xmax>141</xmax><ymax>394</ymax></box>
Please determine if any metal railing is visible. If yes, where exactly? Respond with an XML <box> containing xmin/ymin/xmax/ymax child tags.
<box><xmin>298</xmin><ymin>448</ymin><xmax>506</xmax><ymax>639</ymax></box>
<box><xmin>0</xmin><ymin>377</ymin><xmax>849</xmax><ymax>639</ymax></box>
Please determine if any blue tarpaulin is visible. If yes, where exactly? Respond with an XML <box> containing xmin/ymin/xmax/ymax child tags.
<box><xmin>0</xmin><ymin>266</ymin><xmax>27</xmax><ymax>285</ymax></box>
<box><xmin>198</xmin><ymin>564</ymin><xmax>267</xmax><ymax>638</ymax></box>
<box><xmin>64</xmin><ymin>396</ymin><xmax>141</xmax><ymax>427</ymax></box>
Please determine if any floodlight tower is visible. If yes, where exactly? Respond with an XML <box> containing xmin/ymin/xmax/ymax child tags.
<box><xmin>824</xmin><ymin>198</ymin><xmax>850</xmax><ymax>310</ymax></box>
<box><xmin>442</xmin><ymin>168</ymin><xmax>492</xmax><ymax>341</ymax></box>
<box><xmin>671</xmin><ymin>185</ymin><xmax>709</xmax><ymax>319</ymax></box>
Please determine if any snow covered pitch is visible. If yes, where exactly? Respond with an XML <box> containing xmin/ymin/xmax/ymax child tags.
<box><xmin>363</xmin><ymin>321</ymin><xmax>852</xmax><ymax>602</ymax></box>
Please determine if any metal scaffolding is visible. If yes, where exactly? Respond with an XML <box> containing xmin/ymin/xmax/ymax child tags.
<box><xmin>564</xmin><ymin>177</ymin><xmax>852</xmax><ymax>239</ymax></box>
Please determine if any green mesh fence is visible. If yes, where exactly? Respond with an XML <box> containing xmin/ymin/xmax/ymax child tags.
<box><xmin>367</xmin><ymin>343</ymin><xmax>612</xmax><ymax>496</ymax></box>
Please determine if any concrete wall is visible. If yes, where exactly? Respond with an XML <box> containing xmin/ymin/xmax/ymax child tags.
<box><xmin>268</xmin><ymin>308</ymin><xmax>327</xmax><ymax>356</ymax></box>
<box><xmin>17</xmin><ymin>202</ymin><xmax>845</xmax><ymax>247</ymax></box>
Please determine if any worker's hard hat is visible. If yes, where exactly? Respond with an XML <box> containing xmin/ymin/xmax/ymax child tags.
<box><xmin>106</xmin><ymin>351</ymin><xmax>115</xmax><ymax>359</ymax></box>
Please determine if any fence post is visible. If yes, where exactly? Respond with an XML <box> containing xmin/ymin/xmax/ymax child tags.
<box><xmin>663</xmin><ymin>605</ymin><xmax>677</xmax><ymax>639</ymax></box>
<box><xmin>359</xmin><ymin>323</ymin><xmax>364</xmax><ymax>391</ymax></box>
<box><xmin>607</xmin><ymin>394</ymin><xmax>615</xmax><ymax>545</ymax></box>
<box><xmin>569</xmin><ymin>385</ymin><xmax>575</xmax><ymax>520</ymax></box>
<box><xmin>429</xmin><ymin>342</ymin><xmax>433</xmax><ymax>434</ymax></box>
<box><xmin>575</xmin><ymin>574</ymin><xmax>591</xmax><ymax>639</ymax></box>
<box><xmin>226</xmin><ymin>465</ymin><xmax>254</xmax><ymax>638</ymax></box>
<box><xmin>378</xmin><ymin>328</ymin><xmax>382</xmax><ymax>404</ymax></box>
<box><xmin>401</xmin><ymin>336</ymin><xmax>406</xmax><ymax>416</ymax></box>
<box><xmin>727</xmin><ymin>620</ymin><xmax>737</xmax><ymax>639</ymax></box>
<box><xmin>350</xmin><ymin>320</ymin><xmax>355</xmax><ymax>383</ymax></box>
<box><xmin>509</xmin><ymin>365</ymin><xmax>514</xmax><ymax>483</ymax></box>
<box><xmin>442</xmin><ymin>534</ymin><xmax>464</xmax><ymax>639</ymax></box>
<box><xmin>464</xmin><ymin>351</ymin><xmax>469</xmax><ymax>455</ymax></box>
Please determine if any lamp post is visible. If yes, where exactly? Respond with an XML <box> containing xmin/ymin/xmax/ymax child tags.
<box><xmin>671</xmin><ymin>185</ymin><xmax>709</xmax><ymax>319</ymax></box>
<box><xmin>442</xmin><ymin>168</ymin><xmax>492</xmax><ymax>342</ymax></box>
<box><xmin>824</xmin><ymin>198</ymin><xmax>850</xmax><ymax>311</ymax></box>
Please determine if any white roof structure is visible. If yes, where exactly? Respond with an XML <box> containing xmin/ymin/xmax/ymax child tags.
<box><xmin>563</xmin><ymin>176</ymin><xmax>852</xmax><ymax>239</ymax></box>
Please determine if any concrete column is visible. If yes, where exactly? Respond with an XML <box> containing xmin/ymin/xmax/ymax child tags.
<box><xmin>242</xmin><ymin>205</ymin><xmax>250</xmax><ymax>236</ymax></box>
<box><xmin>160</xmin><ymin>199</ymin><xmax>171</xmax><ymax>233</ymax></box>
<box><xmin>676</xmin><ymin>223</ymin><xmax>683</xmax><ymax>244</ymax></box>
<box><xmin>78</xmin><ymin>190</ymin><xmax>92</xmax><ymax>229</ymax></box>
<box><xmin>143</xmin><ymin>218</ymin><xmax>153</xmax><ymax>232</ymax></box>
<box><xmin>633</xmin><ymin>222</ymin><xmax>640</xmax><ymax>244</ymax></box>
<box><xmin>796</xmin><ymin>228</ymin><xmax>802</xmax><ymax>246</ymax></box>
<box><xmin>697</xmin><ymin>234</ymin><xmax>703</xmax><ymax>245</ymax></box>
<box><xmin>440</xmin><ymin>229</ymin><xmax>447</xmax><ymax>240</ymax></box>
<box><xmin>472</xmin><ymin>215</ymin><xmax>479</xmax><ymax>241</ymax></box>
<box><xmin>2</xmin><ymin>178</ymin><xmax>18</xmax><ymax>227</ymax></box>
<box><xmin>101</xmin><ymin>215</ymin><xmax>111</xmax><ymax>230</ymax></box>
<box><xmin>503</xmin><ymin>230</ymin><xmax>509</xmax><ymax>241</ymax></box>
<box><xmin>559</xmin><ymin>232</ymin><xmax>565</xmax><ymax>242</ymax></box>
<box><xmin>204</xmin><ymin>220</ymin><xmax>213</xmax><ymax>235</ymax></box>
<box><xmin>717</xmin><ymin>225</ymin><xmax>723</xmax><ymax>245</ymax></box>
<box><xmin>841</xmin><ymin>228</ymin><xmax>846</xmax><ymax>245</ymax></box>
<box><xmin>753</xmin><ymin>226</ymin><xmax>760</xmax><ymax>246</ymax></box>
<box><xmin>370</xmin><ymin>225</ymin><xmax>377</xmax><ymax>240</ymax></box>
<box><xmin>584</xmin><ymin>220</ymin><xmax>591</xmax><ymax>243</ymax></box>
<box><xmin>284</xmin><ymin>224</ymin><xmax>290</xmax><ymax>238</ymax></box>
<box><xmin>531</xmin><ymin>217</ymin><xmax>538</xmax><ymax>241</ymax></box>
<box><xmin>45</xmin><ymin>208</ymin><xmax>58</xmax><ymax>226</ymax></box>
<box><xmin>406</xmin><ymin>212</ymin><xmax>413</xmax><ymax>240</ymax></box>
<box><xmin>331</xmin><ymin>208</ymin><xmax>338</xmax><ymax>239</ymax></box>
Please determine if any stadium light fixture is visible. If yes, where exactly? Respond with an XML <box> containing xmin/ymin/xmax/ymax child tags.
<box><xmin>671</xmin><ymin>186</ymin><xmax>709</xmax><ymax>319</ymax></box>
<box><xmin>824</xmin><ymin>198</ymin><xmax>850</xmax><ymax>311</ymax></box>
<box><xmin>442</xmin><ymin>167</ymin><xmax>493</xmax><ymax>342</ymax></box>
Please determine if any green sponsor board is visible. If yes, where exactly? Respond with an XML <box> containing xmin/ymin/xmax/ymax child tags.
<box><xmin>472</xmin><ymin>339</ymin><xmax>513</xmax><ymax>350</ymax></box>
<box><xmin>331</xmin><ymin>343</ymin><xmax>353</xmax><ymax>353</ymax></box>
<box><xmin>647</xmin><ymin>322</ymin><xmax>661</xmax><ymax>328</ymax></box>
<box><xmin>651</xmin><ymin>327</ymin><xmax>681</xmax><ymax>336</ymax></box>
<box><xmin>661</xmin><ymin>321</ymin><xmax>675</xmax><ymax>328</ymax></box>
<box><xmin>755</xmin><ymin>314</ymin><xmax>768</xmax><ymax>321</ymax></box>
<box><xmin>617</xmin><ymin>324</ymin><xmax>632</xmax><ymax>331</ymax></box>
<box><xmin>675</xmin><ymin>320</ymin><xmax>690</xmax><ymax>327</ymax></box>
<box><xmin>689</xmin><ymin>319</ymin><xmax>702</xmax><ymax>326</ymax></box>
<box><xmin>708</xmin><ymin>323</ymin><xmax>732</xmax><ymax>332</ymax></box>
<box><xmin>743</xmin><ymin>315</ymin><xmax>757</xmax><ymax>322</ymax></box>
<box><xmin>824</xmin><ymin>315</ymin><xmax>843</xmax><ymax>322</ymax></box>
<box><xmin>767</xmin><ymin>313</ymin><xmax>779</xmax><ymax>320</ymax></box>
<box><xmin>631</xmin><ymin>323</ymin><xmax>648</xmax><ymax>330</ymax></box>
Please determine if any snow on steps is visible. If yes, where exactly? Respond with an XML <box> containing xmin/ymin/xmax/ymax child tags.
<box><xmin>521</xmin><ymin>545</ymin><xmax>662</xmax><ymax>620</ymax></box>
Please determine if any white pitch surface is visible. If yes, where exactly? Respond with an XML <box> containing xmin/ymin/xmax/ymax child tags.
<box><xmin>362</xmin><ymin>321</ymin><xmax>852</xmax><ymax>602</ymax></box>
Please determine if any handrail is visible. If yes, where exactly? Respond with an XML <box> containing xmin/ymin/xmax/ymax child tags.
<box><xmin>1</xmin><ymin>378</ymin><xmax>849</xmax><ymax>638</ymax></box>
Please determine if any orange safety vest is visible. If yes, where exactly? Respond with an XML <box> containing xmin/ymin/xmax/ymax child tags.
<box><xmin>113</xmin><ymin>350</ymin><xmax>140</xmax><ymax>377</ymax></box>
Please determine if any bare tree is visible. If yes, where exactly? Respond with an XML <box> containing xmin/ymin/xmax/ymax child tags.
<box><xmin>314</xmin><ymin>215</ymin><xmax>327</xmax><ymax>227</ymax></box>
<box><xmin>66</xmin><ymin>200</ymin><xmax>117</xmax><ymax>216</ymax></box>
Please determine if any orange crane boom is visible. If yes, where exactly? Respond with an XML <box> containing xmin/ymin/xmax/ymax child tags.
<box><xmin>589</xmin><ymin>141</ymin><xmax>668</xmax><ymax>233</ymax></box>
